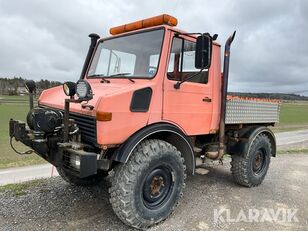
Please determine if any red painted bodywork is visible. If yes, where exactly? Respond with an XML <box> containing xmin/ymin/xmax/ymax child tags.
<box><xmin>39</xmin><ymin>25</ymin><xmax>222</xmax><ymax>146</ymax></box>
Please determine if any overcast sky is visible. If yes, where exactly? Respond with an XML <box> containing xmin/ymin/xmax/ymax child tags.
<box><xmin>0</xmin><ymin>0</ymin><xmax>307</xmax><ymax>95</ymax></box>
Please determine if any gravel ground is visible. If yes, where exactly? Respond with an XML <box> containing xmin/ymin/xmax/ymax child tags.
<box><xmin>0</xmin><ymin>154</ymin><xmax>308</xmax><ymax>231</ymax></box>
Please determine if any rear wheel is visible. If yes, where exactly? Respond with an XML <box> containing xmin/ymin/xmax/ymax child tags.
<box><xmin>231</xmin><ymin>133</ymin><xmax>271</xmax><ymax>187</ymax></box>
<box><xmin>109</xmin><ymin>139</ymin><xmax>186</xmax><ymax>229</ymax></box>
<box><xmin>57</xmin><ymin>167</ymin><xmax>108</xmax><ymax>186</ymax></box>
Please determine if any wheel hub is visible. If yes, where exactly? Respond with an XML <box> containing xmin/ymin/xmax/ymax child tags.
<box><xmin>253</xmin><ymin>149</ymin><xmax>265</xmax><ymax>174</ymax></box>
<box><xmin>255</xmin><ymin>154</ymin><xmax>261</xmax><ymax>168</ymax></box>
<box><xmin>150</xmin><ymin>176</ymin><xmax>165</xmax><ymax>197</ymax></box>
<box><xmin>142</xmin><ymin>166</ymin><xmax>173</xmax><ymax>209</ymax></box>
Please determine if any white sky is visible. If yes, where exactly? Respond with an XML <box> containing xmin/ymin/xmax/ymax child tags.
<box><xmin>0</xmin><ymin>0</ymin><xmax>307</xmax><ymax>95</ymax></box>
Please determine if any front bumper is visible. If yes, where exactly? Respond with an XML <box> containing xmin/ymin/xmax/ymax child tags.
<box><xmin>9</xmin><ymin>118</ymin><xmax>98</xmax><ymax>178</ymax></box>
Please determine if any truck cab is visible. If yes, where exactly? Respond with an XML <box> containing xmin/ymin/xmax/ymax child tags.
<box><xmin>9</xmin><ymin>14</ymin><xmax>279</xmax><ymax>230</ymax></box>
<box><xmin>39</xmin><ymin>23</ymin><xmax>222</xmax><ymax>145</ymax></box>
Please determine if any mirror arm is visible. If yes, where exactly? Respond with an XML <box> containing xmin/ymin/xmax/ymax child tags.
<box><xmin>174</xmin><ymin>68</ymin><xmax>204</xmax><ymax>89</ymax></box>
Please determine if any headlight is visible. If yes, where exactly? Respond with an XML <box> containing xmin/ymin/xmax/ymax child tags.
<box><xmin>76</xmin><ymin>80</ymin><xmax>93</xmax><ymax>100</ymax></box>
<box><xmin>70</xmin><ymin>155</ymin><xmax>80</xmax><ymax>170</ymax></box>
<box><xmin>63</xmin><ymin>81</ymin><xmax>76</xmax><ymax>97</ymax></box>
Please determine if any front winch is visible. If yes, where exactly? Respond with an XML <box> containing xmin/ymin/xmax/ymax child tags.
<box><xmin>9</xmin><ymin>79</ymin><xmax>98</xmax><ymax>179</ymax></box>
<box><xmin>27</xmin><ymin>108</ymin><xmax>63</xmax><ymax>133</ymax></box>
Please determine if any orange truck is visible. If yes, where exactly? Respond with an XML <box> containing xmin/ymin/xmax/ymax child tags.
<box><xmin>9</xmin><ymin>14</ymin><xmax>280</xmax><ymax>229</ymax></box>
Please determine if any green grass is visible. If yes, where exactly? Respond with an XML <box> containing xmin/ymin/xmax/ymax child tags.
<box><xmin>0</xmin><ymin>95</ymin><xmax>307</xmax><ymax>169</ymax></box>
<box><xmin>273</xmin><ymin>102</ymin><xmax>308</xmax><ymax>132</ymax></box>
<box><xmin>280</xmin><ymin>103</ymin><xmax>308</xmax><ymax>124</ymax></box>
<box><xmin>0</xmin><ymin>179</ymin><xmax>44</xmax><ymax>196</ymax></box>
<box><xmin>0</xmin><ymin>95</ymin><xmax>46</xmax><ymax>169</ymax></box>
<box><xmin>0</xmin><ymin>95</ymin><xmax>29</xmax><ymax>101</ymax></box>
<box><xmin>277</xmin><ymin>148</ymin><xmax>308</xmax><ymax>154</ymax></box>
<box><xmin>272</xmin><ymin>101</ymin><xmax>308</xmax><ymax>132</ymax></box>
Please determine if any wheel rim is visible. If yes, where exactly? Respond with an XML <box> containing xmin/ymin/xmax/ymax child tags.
<box><xmin>142</xmin><ymin>166</ymin><xmax>174</xmax><ymax>209</ymax></box>
<box><xmin>252</xmin><ymin>148</ymin><xmax>266</xmax><ymax>175</ymax></box>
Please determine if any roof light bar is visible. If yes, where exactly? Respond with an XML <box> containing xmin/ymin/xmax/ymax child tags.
<box><xmin>109</xmin><ymin>14</ymin><xmax>178</xmax><ymax>35</ymax></box>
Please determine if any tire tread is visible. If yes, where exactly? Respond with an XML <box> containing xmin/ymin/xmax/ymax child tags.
<box><xmin>231</xmin><ymin>134</ymin><xmax>271</xmax><ymax>187</ymax></box>
<box><xmin>109</xmin><ymin>139</ymin><xmax>186</xmax><ymax>229</ymax></box>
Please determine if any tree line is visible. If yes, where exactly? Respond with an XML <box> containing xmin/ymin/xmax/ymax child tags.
<box><xmin>0</xmin><ymin>77</ymin><xmax>62</xmax><ymax>95</ymax></box>
<box><xmin>228</xmin><ymin>92</ymin><xmax>308</xmax><ymax>101</ymax></box>
<box><xmin>1</xmin><ymin>77</ymin><xmax>307</xmax><ymax>101</ymax></box>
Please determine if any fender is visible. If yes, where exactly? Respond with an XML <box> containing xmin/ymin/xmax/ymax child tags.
<box><xmin>112</xmin><ymin>122</ymin><xmax>195</xmax><ymax>174</ymax></box>
<box><xmin>228</xmin><ymin>126</ymin><xmax>276</xmax><ymax>157</ymax></box>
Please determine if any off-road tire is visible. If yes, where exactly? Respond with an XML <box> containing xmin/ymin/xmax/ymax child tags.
<box><xmin>231</xmin><ymin>133</ymin><xmax>271</xmax><ymax>187</ymax></box>
<box><xmin>109</xmin><ymin>139</ymin><xmax>186</xmax><ymax>230</ymax></box>
<box><xmin>57</xmin><ymin>167</ymin><xmax>108</xmax><ymax>186</ymax></box>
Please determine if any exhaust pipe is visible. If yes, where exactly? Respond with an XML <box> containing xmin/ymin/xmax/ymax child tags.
<box><xmin>80</xmin><ymin>33</ymin><xmax>100</xmax><ymax>79</ymax></box>
<box><xmin>217</xmin><ymin>31</ymin><xmax>236</xmax><ymax>159</ymax></box>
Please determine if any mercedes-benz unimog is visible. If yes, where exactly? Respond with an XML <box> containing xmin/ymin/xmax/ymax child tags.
<box><xmin>9</xmin><ymin>14</ymin><xmax>280</xmax><ymax>229</ymax></box>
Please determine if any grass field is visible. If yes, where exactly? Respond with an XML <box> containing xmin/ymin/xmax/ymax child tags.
<box><xmin>0</xmin><ymin>95</ymin><xmax>46</xmax><ymax>169</ymax></box>
<box><xmin>0</xmin><ymin>179</ymin><xmax>43</xmax><ymax>196</ymax></box>
<box><xmin>274</xmin><ymin>101</ymin><xmax>308</xmax><ymax>132</ymax></box>
<box><xmin>0</xmin><ymin>95</ymin><xmax>308</xmax><ymax>169</ymax></box>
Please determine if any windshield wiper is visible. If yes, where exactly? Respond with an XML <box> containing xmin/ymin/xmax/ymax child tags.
<box><xmin>127</xmin><ymin>78</ymin><xmax>135</xmax><ymax>83</ymax></box>
<box><xmin>109</xmin><ymin>72</ymin><xmax>131</xmax><ymax>77</ymax></box>
<box><xmin>89</xmin><ymin>73</ymin><xmax>134</xmax><ymax>83</ymax></box>
<box><xmin>88</xmin><ymin>74</ymin><xmax>110</xmax><ymax>83</ymax></box>
<box><xmin>109</xmin><ymin>73</ymin><xmax>135</xmax><ymax>83</ymax></box>
<box><xmin>88</xmin><ymin>74</ymin><xmax>105</xmax><ymax>78</ymax></box>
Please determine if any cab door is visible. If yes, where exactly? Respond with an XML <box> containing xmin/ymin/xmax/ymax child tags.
<box><xmin>163</xmin><ymin>35</ymin><xmax>213</xmax><ymax>135</ymax></box>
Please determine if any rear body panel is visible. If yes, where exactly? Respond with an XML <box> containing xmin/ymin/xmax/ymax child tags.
<box><xmin>226</xmin><ymin>97</ymin><xmax>280</xmax><ymax>124</ymax></box>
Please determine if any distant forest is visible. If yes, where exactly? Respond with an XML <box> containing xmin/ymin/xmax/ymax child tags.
<box><xmin>0</xmin><ymin>77</ymin><xmax>61</xmax><ymax>95</ymax></box>
<box><xmin>228</xmin><ymin>92</ymin><xmax>308</xmax><ymax>101</ymax></box>
<box><xmin>0</xmin><ymin>77</ymin><xmax>307</xmax><ymax>101</ymax></box>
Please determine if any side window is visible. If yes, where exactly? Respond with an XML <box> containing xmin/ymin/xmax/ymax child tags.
<box><xmin>167</xmin><ymin>37</ymin><xmax>208</xmax><ymax>84</ymax></box>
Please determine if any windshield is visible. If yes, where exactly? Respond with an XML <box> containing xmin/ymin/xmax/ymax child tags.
<box><xmin>88</xmin><ymin>29</ymin><xmax>164</xmax><ymax>79</ymax></box>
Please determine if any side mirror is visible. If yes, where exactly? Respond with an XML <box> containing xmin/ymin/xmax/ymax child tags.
<box><xmin>195</xmin><ymin>34</ymin><xmax>212</xmax><ymax>69</ymax></box>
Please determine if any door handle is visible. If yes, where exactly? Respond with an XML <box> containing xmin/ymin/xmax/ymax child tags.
<box><xmin>202</xmin><ymin>97</ymin><xmax>212</xmax><ymax>103</ymax></box>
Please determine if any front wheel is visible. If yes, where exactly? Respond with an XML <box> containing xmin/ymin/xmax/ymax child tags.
<box><xmin>109</xmin><ymin>139</ymin><xmax>186</xmax><ymax>229</ymax></box>
<box><xmin>231</xmin><ymin>133</ymin><xmax>272</xmax><ymax>187</ymax></box>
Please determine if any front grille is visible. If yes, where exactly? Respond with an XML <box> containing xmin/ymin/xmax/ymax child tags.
<box><xmin>39</xmin><ymin>105</ymin><xmax>97</xmax><ymax>145</ymax></box>
<box><xmin>69</xmin><ymin>113</ymin><xmax>97</xmax><ymax>145</ymax></box>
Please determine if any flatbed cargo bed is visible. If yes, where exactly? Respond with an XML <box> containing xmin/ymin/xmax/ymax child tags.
<box><xmin>225</xmin><ymin>96</ymin><xmax>280</xmax><ymax>124</ymax></box>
